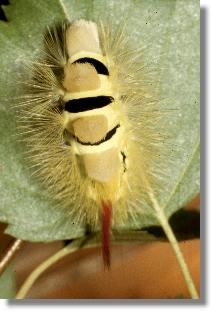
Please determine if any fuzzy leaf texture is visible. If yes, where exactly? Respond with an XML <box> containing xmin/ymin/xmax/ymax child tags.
<box><xmin>0</xmin><ymin>0</ymin><xmax>199</xmax><ymax>241</ymax></box>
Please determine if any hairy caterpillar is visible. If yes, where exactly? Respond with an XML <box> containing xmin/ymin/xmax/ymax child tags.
<box><xmin>18</xmin><ymin>19</ymin><xmax>166</xmax><ymax>267</ymax></box>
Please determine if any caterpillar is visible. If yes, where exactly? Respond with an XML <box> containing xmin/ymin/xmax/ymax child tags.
<box><xmin>18</xmin><ymin>19</ymin><xmax>166</xmax><ymax>267</ymax></box>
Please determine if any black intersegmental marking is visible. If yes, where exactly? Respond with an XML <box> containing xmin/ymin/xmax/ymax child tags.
<box><xmin>74</xmin><ymin>124</ymin><xmax>120</xmax><ymax>146</ymax></box>
<box><xmin>65</xmin><ymin>96</ymin><xmax>114</xmax><ymax>113</ymax></box>
<box><xmin>121</xmin><ymin>151</ymin><xmax>127</xmax><ymax>172</ymax></box>
<box><xmin>73</xmin><ymin>58</ymin><xmax>109</xmax><ymax>75</ymax></box>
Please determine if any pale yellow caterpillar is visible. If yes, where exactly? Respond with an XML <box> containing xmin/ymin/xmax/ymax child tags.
<box><xmin>17</xmin><ymin>19</ymin><xmax>167</xmax><ymax>267</ymax></box>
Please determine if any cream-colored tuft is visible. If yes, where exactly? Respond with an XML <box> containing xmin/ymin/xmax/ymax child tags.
<box><xmin>63</xmin><ymin>62</ymin><xmax>100</xmax><ymax>92</ymax></box>
<box><xmin>72</xmin><ymin>115</ymin><xmax>108</xmax><ymax>144</ymax></box>
<box><xmin>63</xmin><ymin>105</ymin><xmax>119</xmax><ymax>129</ymax></box>
<box><xmin>81</xmin><ymin>148</ymin><xmax>120</xmax><ymax>183</ymax></box>
<box><xmin>63</xmin><ymin>74</ymin><xmax>112</xmax><ymax>102</ymax></box>
<box><xmin>66</xmin><ymin>20</ymin><xmax>101</xmax><ymax>57</ymax></box>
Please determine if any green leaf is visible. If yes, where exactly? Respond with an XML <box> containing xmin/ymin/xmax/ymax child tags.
<box><xmin>0</xmin><ymin>265</ymin><xmax>15</xmax><ymax>298</ymax></box>
<box><xmin>0</xmin><ymin>0</ymin><xmax>199</xmax><ymax>241</ymax></box>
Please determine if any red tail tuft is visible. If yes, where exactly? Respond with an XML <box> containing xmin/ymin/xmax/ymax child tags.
<box><xmin>101</xmin><ymin>200</ymin><xmax>112</xmax><ymax>269</ymax></box>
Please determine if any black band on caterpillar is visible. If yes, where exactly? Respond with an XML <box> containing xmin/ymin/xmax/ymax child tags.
<box><xmin>74</xmin><ymin>124</ymin><xmax>120</xmax><ymax>146</ymax></box>
<box><xmin>73</xmin><ymin>57</ymin><xmax>109</xmax><ymax>75</ymax></box>
<box><xmin>65</xmin><ymin>96</ymin><xmax>114</xmax><ymax>113</ymax></box>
